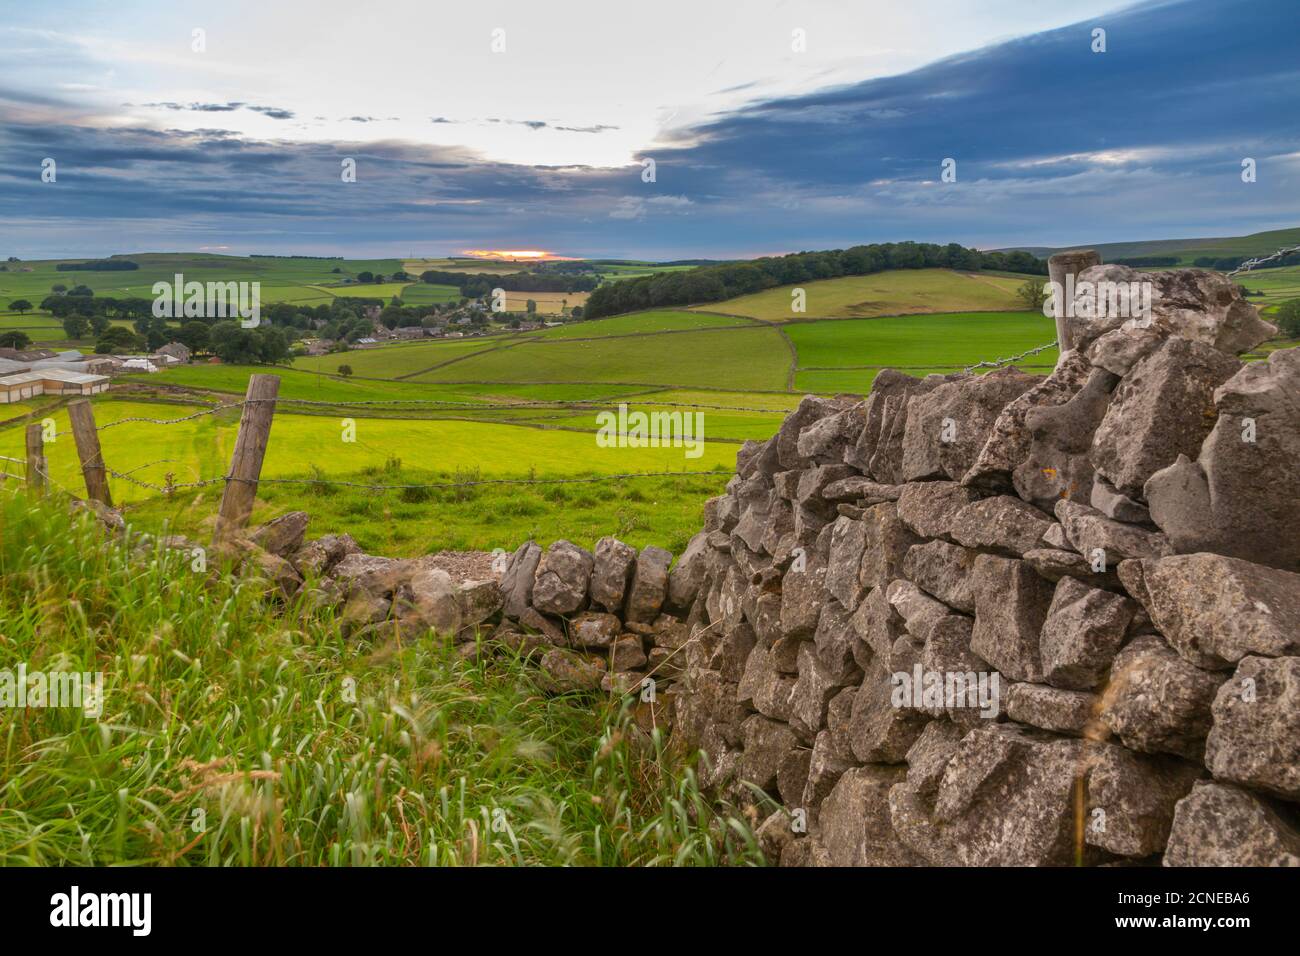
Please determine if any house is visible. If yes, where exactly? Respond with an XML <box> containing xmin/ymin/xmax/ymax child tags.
<box><xmin>0</xmin><ymin>368</ymin><xmax>110</xmax><ymax>404</ymax></box>
<box><xmin>394</xmin><ymin>326</ymin><xmax>426</xmax><ymax>339</ymax></box>
<box><xmin>0</xmin><ymin>347</ymin><xmax>58</xmax><ymax>363</ymax></box>
<box><xmin>155</xmin><ymin>341</ymin><xmax>192</xmax><ymax>364</ymax></box>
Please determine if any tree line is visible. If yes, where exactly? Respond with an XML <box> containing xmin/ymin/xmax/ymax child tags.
<box><xmin>419</xmin><ymin>270</ymin><xmax>599</xmax><ymax>296</ymax></box>
<box><xmin>583</xmin><ymin>242</ymin><xmax>1048</xmax><ymax>318</ymax></box>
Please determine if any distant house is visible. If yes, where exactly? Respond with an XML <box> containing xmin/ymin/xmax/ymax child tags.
<box><xmin>0</xmin><ymin>368</ymin><xmax>110</xmax><ymax>404</ymax></box>
<box><xmin>394</xmin><ymin>326</ymin><xmax>426</xmax><ymax>339</ymax></box>
<box><xmin>155</xmin><ymin>341</ymin><xmax>192</xmax><ymax>364</ymax></box>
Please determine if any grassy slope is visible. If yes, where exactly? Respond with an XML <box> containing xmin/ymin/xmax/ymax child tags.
<box><xmin>1013</xmin><ymin>226</ymin><xmax>1300</xmax><ymax>264</ymax></box>
<box><xmin>0</xmin><ymin>493</ymin><xmax>764</xmax><ymax>865</ymax></box>
<box><xmin>689</xmin><ymin>269</ymin><xmax>1030</xmax><ymax>321</ymax></box>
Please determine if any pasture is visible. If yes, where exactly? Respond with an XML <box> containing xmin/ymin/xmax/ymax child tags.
<box><xmin>690</xmin><ymin>268</ymin><xmax>1030</xmax><ymax>321</ymax></box>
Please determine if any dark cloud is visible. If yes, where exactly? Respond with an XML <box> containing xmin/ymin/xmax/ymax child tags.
<box><xmin>1</xmin><ymin>0</ymin><xmax>1296</xmax><ymax>259</ymax></box>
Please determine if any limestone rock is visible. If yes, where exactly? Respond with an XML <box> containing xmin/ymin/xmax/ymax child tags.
<box><xmin>848</xmin><ymin>660</ymin><xmax>930</xmax><ymax>763</ymax></box>
<box><xmin>740</xmin><ymin>714</ymin><xmax>799</xmax><ymax>791</ymax></box>
<box><xmin>589</xmin><ymin>536</ymin><xmax>636</xmax><ymax>613</ymax></box>
<box><xmin>1040</xmin><ymin>576</ymin><xmax>1138</xmax><ymax>690</ymax></box>
<box><xmin>1054</xmin><ymin>499</ymin><xmax>1172</xmax><ymax>565</ymax></box>
<box><xmin>901</xmin><ymin>540</ymin><xmax>978</xmax><ymax>614</ymax></box>
<box><xmin>858</xmin><ymin>502</ymin><xmax>920</xmax><ymax>592</ymax></box>
<box><xmin>624</xmin><ymin>545</ymin><xmax>672</xmax><ymax>623</ymax></box>
<box><xmin>248</xmin><ymin>510</ymin><xmax>309</xmax><ymax>557</ymax></box>
<box><xmin>531</xmin><ymin>540</ymin><xmax>593</xmax><ymax>616</ymax></box>
<box><xmin>1121</xmin><ymin>553</ymin><xmax>1300</xmax><ymax>669</ymax></box>
<box><xmin>666</xmin><ymin>531</ymin><xmax>709</xmax><ymax>613</ymax></box>
<box><xmin>1085</xmin><ymin>745</ymin><xmax>1203</xmax><ymax>858</ymax></box>
<box><xmin>1205</xmin><ymin>655</ymin><xmax>1300</xmax><ymax>801</ymax></box>
<box><xmin>1011</xmin><ymin>367</ymin><xmax>1117</xmax><ymax>512</ymax></box>
<box><xmin>969</xmin><ymin>554</ymin><xmax>1053</xmax><ymax>683</ymax></box>
<box><xmin>1089</xmin><ymin>336</ymin><xmax>1241</xmax><ymax>498</ymax></box>
<box><xmin>950</xmin><ymin>495</ymin><xmax>1054</xmax><ymax>556</ymax></box>
<box><xmin>1164</xmin><ymin>782</ymin><xmax>1300</xmax><ymax>866</ymax></box>
<box><xmin>568</xmin><ymin>611</ymin><xmax>622</xmax><ymax>649</ymax></box>
<box><xmin>1145</xmin><ymin>349</ymin><xmax>1300</xmax><ymax>572</ymax></box>
<box><xmin>1005</xmin><ymin>683</ymin><xmax>1095</xmax><ymax>735</ymax></box>
<box><xmin>499</xmin><ymin>541</ymin><xmax>541</xmax><ymax>618</ymax></box>
<box><xmin>886</xmin><ymin>579</ymin><xmax>952</xmax><ymax>643</ymax></box>
<box><xmin>818</xmin><ymin>766</ymin><xmax>921</xmax><ymax>866</ymax></box>
<box><xmin>537</xmin><ymin>648</ymin><xmax>605</xmax><ymax>694</ymax></box>
<box><xmin>824</xmin><ymin>516</ymin><xmax>867</xmax><ymax>611</ymax></box>
<box><xmin>1022</xmin><ymin>548</ymin><xmax>1120</xmax><ymax>589</ymax></box>
<box><xmin>1100</xmin><ymin>635</ymin><xmax>1221</xmax><ymax>760</ymax></box>
<box><xmin>895</xmin><ymin>481</ymin><xmax>979</xmax><ymax>540</ymax></box>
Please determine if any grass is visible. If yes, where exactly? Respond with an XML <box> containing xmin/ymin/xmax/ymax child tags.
<box><xmin>691</xmin><ymin>268</ymin><xmax>1032</xmax><ymax>321</ymax></box>
<box><xmin>0</xmin><ymin>492</ymin><xmax>766</xmax><ymax>865</ymax></box>
<box><xmin>410</xmin><ymin>325</ymin><xmax>792</xmax><ymax>390</ymax></box>
<box><xmin>291</xmin><ymin>338</ymin><xmax>504</xmax><ymax>378</ymax></box>
<box><xmin>503</xmin><ymin>290</ymin><xmax>590</xmax><ymax>315</ymax></box>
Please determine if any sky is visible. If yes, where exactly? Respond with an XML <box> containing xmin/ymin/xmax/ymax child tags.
<box><xmin>1</xmin><ymin>0</ymin><xmax>1297</xmax><ymax>260</ymax></box>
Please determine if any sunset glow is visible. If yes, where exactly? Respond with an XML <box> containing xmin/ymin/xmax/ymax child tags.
<box><xmin>462</xmin><ymin>249</ymin><xmax>571</xmax><ymax>261</ymax></box>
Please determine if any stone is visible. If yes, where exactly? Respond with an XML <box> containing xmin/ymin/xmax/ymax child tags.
<box><xmin>895</xmin><ymin>481</ymin><xmax>980</xmax><ymax>539</ymax></box>
<box><xmin>969</xmin><ymin>554</ymin><xmax>1053</xmax><ymax>683</ymax></box>
<box><xmin>247</xmin><ymin>510</ymin><xmax>309</xmax><ymax>557</ymax></box>
<box><xmin>818</xmin><ymin>766</ymin><xmax>921</xmax><ymax>866</ymax></box>
<box><xmin>1040</xmin><ymin>576</ymin><xmax>1138</xmax><ymax>690</ymax></box>
<box><xmin>624</xmin><ymin>545</ymin><xmax>672</xmax><ymax>623</ymax></box>
<box><xmin>796</xmin><ymin>465</ymin><xmax>856</xmax><ymax>508</ymax></box>
<box><xmin>1005</xmin><ymin>683</ymin><xmax>1095</xmax><ymax>735</ymax></box>
<box><xmin>867</xmin><ymin>374</ymin><xmax>951</xmax><ymax>483</ymax></box>
<box><xmin>797</xmin><ymin>405</ymin><xmax>865</xmax><ymax>464</ymax></box>
<box><xmin>291</xmin><ymin>532</ymin><xmax>360</xmax><ymax>578</ymax></box>
<box><xmin>790</xmin><ymin>642</ymin><xmax>843</xmax><ymax>741</ymax></box>
<box><xmin>610</xmin><ymin>634</ymin><xmax>648</xmax><ymax>671</ymax></box>
<box><xmin>1085</xmin><ymin>745</ymin><xmax>1203</xmax><ymax>858</ymax></box>
<box><xmin>812</xmin><ymin>599</ymin><xmax>860</xmax><ymax>684</ymax></box>
<box><xmin>1089</xmin><ymin>336</ymin><xmax>1241</xmax><ymax>498</ymax></box>
<box><xmin>803</xmin><ymin>726</ymin><xmax>855</xmax><ymax>817</ymax></box>
<box><xmin>646</xmin><ymin>646</ymin><xmax>682</xmax><ymax>678</ymax></box>
<box><xmin>1065</xmin><ymin>265</ymin><xmax>1276</xmax><ymax>355</ymax></box>
<box><xmin>779</xmin><ymin>559</ymin><xmax>826</xmax><ymax>640</ymax></box>
<box><xmin>568</xmin><ymin>612</ymin><xmax>621</xmax><ymax>648</ymax></box>
<box><xmin>499</xmin><ymin>541</ymin><xmax>541</xmax><ymax>618</ymax></box>
<box><xmin>921</xmin><ymin>615</ymin><xmax>998</xmax><ymax>724</ymax></box>
<box><xmin>740</xmin><ymin>714</ymin><xmax>799</xmax><ymax>791</ymax></box>
<box><xmin>1054</xmin><ymin>499</ymin><xmax>1172</xmax><ymax>565</ymax></box>
<box><xmin>1012</xmin><ymin>366</ymin><xmax>1117</xmax><ymax>512</ymax></box>
<box><xmin>1164</xmin><ymin>782</ymin><xmax>1300</xmax><ymax>866</ymax></box>
<box><xmin>531</xmin><ymin>540</ymin><xmax>593</xmax><ymax>616</ymax></box>
<box><xmin>1205</xmin><ymin>655</ymin><xmax>1300</xmax><ymax>801</ymax></box>
<box><xmin>1121</xmin><ymin>553</ymin><xmax>1300</xmax><ymax>669</ymax></box>
<box><xmin>331</xmin><ymin>552</ymin><xmax>412</xmax><ymax>597</ymax></box>
<box><xmin>848</xmin><ymin>660</ymin><xmax>930</xmax><ymax>763</ymax></box>
<box><xmin>1145</xmin><ymin>349</ymin><xmax>1300</xmax><ymax>572</ymax></box>
<box><xmin>778</xmin><ymin>749</ymin><xmax>813</xmax><ymax>808</ymax></box>
<box><xmin>849</xmin><ymin>585</ymin><xmax>901</xmax><ymax>670</ymax></box>
<box><xmin>901</xmin><ymin>368</ymin><xmax>1038</xmax><ymax>483</ymax></box>
<box><xmin>821</xmin><ymin>477</ymin><xmax>904</xmax><ymax>504</ymax></box>
<box><xmin>756</xmin><ymin>810</ymin><xmax>796</xmax><ymax>865</ymax></box>
<box><xmin>964</xmin><ymin>350</ymin><xmax>1093</xmax><ymax>493</ymax></box>
<box><xmin>929</xmin><ymin>724</ymin><xmax>1090</xmax><ymax>866</ymax></box>
<box><xmin>901</xmin><ymin>540</ymin><xmax>978</xmax><ymax>614</ymax></box>
<box><xmin>516</xmin><ymin>605</ymin><xmax>565</xmax><ymax>646</ymax></box>
<box><xmin>776</xmin><ymin>395</ymin><xmax>846</xmax><ymax>470</ymax></box>
<box><xmin>824</xmin><ymin>517</ymin><xmax>867</xmax><ymax>611</ymax></box>
<box><xmin>1099</xmin><ymin>635</ymin><xmax>1221</xmax><ymax>760</ymax></box>
<box><xmin>1022</xmin><ymin>548</ymin><xmax>1120</xmax><ymax>589</ymax></box>
<box><xmin>537</xmin><ymin>648</ymin><xmax>605</xmax><ymax>694</ymax></box>
<box><xmin>858</xmin><ymin>502</ymin><xmax>920</xmax><ymax>592</ymax></box>
<box><xmin>886</xmin><ymin>580</ymin><xmax>952</xmax><ymax>643</ymax></box>
<box><xmin>1085</xmin><ymin>325</ymin><xmax>1164</xmax><ymax>377</ymax></box>
<box><xmin>1089</xmin><ymin>475</ymin><xmax>1151</xmax><ymax>524</ymax></box>
<box><xmin>589</xmin><ymin>536</ymin><xmax>636</xmax><ymax>613</ymax></box>
<box><xmin>950</xmin><ymin>495</ymin><xmax>1054</xmax><ymax>556</ymax></box>
<box><xmin>666</xmin><ymin>532</ymin><xmax>709</xmax><ymax>614</ymax></box>
<box><xmin>848</xmin><ymin>369</ymin><xmax>914</xmax><ymax>472</ymax></box>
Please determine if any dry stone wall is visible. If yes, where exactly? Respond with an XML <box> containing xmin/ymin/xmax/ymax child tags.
<box><xmin>178</xmin><ymin>265</ymin><xmax>1298</xmax><ymax>868</ymax></box>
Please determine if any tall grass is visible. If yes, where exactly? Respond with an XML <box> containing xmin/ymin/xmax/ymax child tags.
<box><xmin>0</xmin><ymin>489</ymin><xmax>763</xmax><ymax>866</ymax></box>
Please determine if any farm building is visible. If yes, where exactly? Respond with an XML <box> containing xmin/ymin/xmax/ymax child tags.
<box><xmin>0</xmin><ymin>367</ymin><xmax>110</xmax><ymax>403</ymax></box>
<box><xmin>155</xmin><ymin>341</ymin><xmax>193</xmax><ymax>363</ymax></box>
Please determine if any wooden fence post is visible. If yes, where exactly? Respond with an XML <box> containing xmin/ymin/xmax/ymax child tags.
<box><xmin>67</xmin><ymin>399</ymin><xmax>113</xmax><ymax>507</ymax></box>
<box><xmin>25</xmin><ymin>423</ymin><xmax>47</xmax><ymax>496</ymax></box>
<box><xmin>214</xmin><ymin>373</ymin><xmax>280</xmax><ymax>541</ymax></box>
<box><xmin>1047</xmin><ymin>250</ymin><xmax>1101</xmax><ymax>366</ymax></box>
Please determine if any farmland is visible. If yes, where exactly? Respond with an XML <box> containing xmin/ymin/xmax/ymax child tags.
<box><xmin>689</xmin><ymin>268</ymin><xmax>1029</xmax><ymax>321</ymax></box>
<box><xmin>8</xmin><ymin>259</ymin><xmax>1284</xmax><ymax>555</ymax></box>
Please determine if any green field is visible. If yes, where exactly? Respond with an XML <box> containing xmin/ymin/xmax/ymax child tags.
<box><xmin>691</xmin><ymin>269</ymin><xmax>1031</xmax><ymax>321</ymax></box>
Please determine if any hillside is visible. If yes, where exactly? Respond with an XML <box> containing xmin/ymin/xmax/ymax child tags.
<box><xmin>1005</xmin><ymin>225</ymin><xmax>1300</xmax><ymax>265</ymax></box>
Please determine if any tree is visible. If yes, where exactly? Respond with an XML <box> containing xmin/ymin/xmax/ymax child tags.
<box><xmin>356</xmin><ymin>271</ymin><xmax>375</xmax><ymax>283</ymax></box>
<box><xmin>176</xmin><ymin>321</ymin><xmax>211</xmax><ymax>354</ymax></box>
<box><xmin>526</xmin><ymin>299</ymin><xmax>537</xmax><ymax>315</ymax></box>
<box><xmin>1275</xmin><ymin>298</ymin><xmax>1300</xmax><ymax>338</ymax></box>
<box><xmin>93</xmin><ymin>326</ymin><xmax>144</xmax><ymax>354</ymax></box>
<box><xmin>0</xmin><ymin>330</ymin><xmax>32</xmax><ymax>349</ymax></box>
<box><xmin>338</xmin><ymin>364</ymin><xmax>354</xmax><ymax>377</ymax></box>
<box><xmin>62</xmin><ymin>315</ymin><xmax>91</xmax><ymax>339</ymax></box>
<box><xmin>1017</xmin><ymin>278</ymin><xmax>1048</xmax><ymax>312</ymax></box>
<box><xmin>51</xmin><ymin>283</ymin><xmax>67</xmax><ymax>294</ymax></box>
<box><xmin>9</xmin><ymin>299</ymin><xmax>32</xmax><ymax>313</ymax></box>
